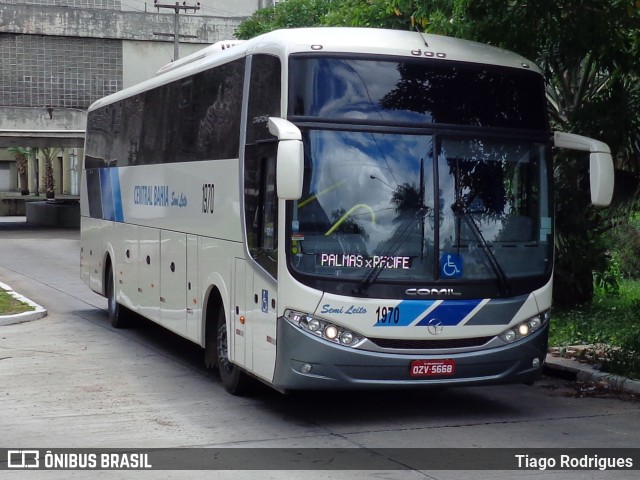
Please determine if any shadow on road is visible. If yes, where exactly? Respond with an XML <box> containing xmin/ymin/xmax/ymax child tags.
<box><xmin>77</xmin><ymin>306</ymin><xmax>554</xmax><ymax>426</ymax></box>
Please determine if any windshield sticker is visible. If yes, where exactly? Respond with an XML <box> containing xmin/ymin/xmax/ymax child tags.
<box><xmin>440</xmin><ymin>253</ymin><xmax>463</xmax><ymax>278</ymax></box>
<box><xmin>317</xmin><ymin>254</ymin><xmax>412</xmax><ymax>269</ymax></box>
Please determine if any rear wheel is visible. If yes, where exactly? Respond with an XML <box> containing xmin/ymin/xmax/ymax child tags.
<box><xmin>106</xmin><ymin>264</ymin><xmax>128</xmax><ymax>328</ymax></box>
<box><xmin>216</xmin><ymin>309</ymin><xmax>251</xmax><ymax>395</ymax></box>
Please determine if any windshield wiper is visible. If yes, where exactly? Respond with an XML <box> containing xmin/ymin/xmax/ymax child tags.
<box><xmin>352</xmin><ymin>205</ymin><xmax>430</xmax><ymax>296</ymax></box>
<box><xmin>451</xmin><ymin>202</ymin><xmax>511</xmax><ymax>296</ymax></box>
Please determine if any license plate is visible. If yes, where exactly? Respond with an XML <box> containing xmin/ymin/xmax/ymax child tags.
<box><xmin>409</xmin><ymin>359</ymin><xmax>456</xmax><ymax>377</ymax></box>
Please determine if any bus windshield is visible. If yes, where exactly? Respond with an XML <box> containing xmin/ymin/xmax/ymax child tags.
<box><xmin>286</xmin><ymin>55</ymin><xmax>552</xmax><ymax>295</ymax></box>
<box><xmin>288</xmin><ymin>55</ymin><xmax>548</xmax><ymax>130</ymax></box>
<box><xmin>288</xmin><ymin>130</ymin><xmax>552</xmax><ymax>289</ymax></box>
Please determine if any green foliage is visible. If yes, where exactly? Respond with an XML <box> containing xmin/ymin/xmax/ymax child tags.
<box><xmin>593</xmin><ymin>250</ymin><xmax>623</xmax><ymax>296</ymax></box>
<box><xmin>324</xmin><ymin>0</ymin><xmax>416</xmax><ymax>30</ymax></box>
<box><xmin>603</xmin><ymin>211</ymin><xmax>640</xmax><ymax>279</ymax></box>
<box><xmin>602</xmin><ymin>336</ymin><xmax>640</xmax><ymax>380</ymax></box>
<box><xmin>451</xmin><ymin>1</ymin><xmax>640</xmax><ymax>305</ymax></box>
<box><xmin>550</xmin><ymin>279</ymin><xmax>640</xmax><ymax>379</ymax></box>
<box><xmin>324</xmin><ymin>0</ymin><xmax>474</xmax><ymax>34</ymax></box>
<box><xmin>553</xmin><ymin>152</ymin><xmax>610</xmax><ymax>305</ymax></box>
<box><xmin>235</xmin><ymin>0</ymin><xmax>334</xmax><ymax>39</ymax></box>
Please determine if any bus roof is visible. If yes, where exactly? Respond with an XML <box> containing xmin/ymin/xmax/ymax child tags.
<box><xmin>89</xmin><ymin>27</ymin><xmax>540</xmax><ymax>111</ymax></box>
<box><xmin>245</xmin><ymin>27</ymin><xmax>537</xmax><ymax>70</ymax></box>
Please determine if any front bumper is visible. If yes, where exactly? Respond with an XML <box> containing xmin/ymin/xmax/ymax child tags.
<box><xmin>272</xmin><ymin>317</ymin><xmax>548</xmax><ymax>391</ymax></box>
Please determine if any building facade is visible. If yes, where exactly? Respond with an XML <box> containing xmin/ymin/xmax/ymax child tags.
<box><xmin>0</xmin><ymin>0</ymin><xmax>269</xmax><ymax>196</ymax></box>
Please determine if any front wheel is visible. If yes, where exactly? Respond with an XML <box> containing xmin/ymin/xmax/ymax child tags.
<box><xmin>216</xmin><ymin>309</ymin><xmax>251</xmax><ymax>395</ymax></box>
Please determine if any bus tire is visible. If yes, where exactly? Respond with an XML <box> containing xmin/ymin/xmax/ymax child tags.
<box><xmin>204</xmin><ymin>318</ymin><xmax>218</xmax><ymax>370</ymax></box>
<box><xmin>216</xmin><ymin>308</ymin><xmax>251</xmax><ymax>395</ymax></box>
<box><xmin>106</xmin><ymin>264</ymin><xmax>128</xmax><ymax>328</ymax></box>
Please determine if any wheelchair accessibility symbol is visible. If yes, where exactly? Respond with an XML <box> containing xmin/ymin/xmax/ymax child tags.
<box><xmin>440</xmin><ymin>253</ymin><xmax>463</xmax><ymax>278</ymax></box>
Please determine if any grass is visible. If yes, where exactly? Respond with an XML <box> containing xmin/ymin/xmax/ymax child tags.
<box><xmin>0</xmin><ymin>289</ymin><xmax>34</xmax><ymax>315</ymax></box>
<box><xmin>550</xmin><ymin>279</ymin><xmax>640</xmax><ymax>379</ymax></box>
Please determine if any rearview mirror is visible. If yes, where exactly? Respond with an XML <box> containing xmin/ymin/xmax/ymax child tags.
<box><xmin>268</xmin><ymin>117</ymin><xmax>304</xmax><ymax>200</ymax></box>
<box><xmin>553</xmin><ymin>131</ymin><xmax>614</xmax><ymax>206</ymax></box>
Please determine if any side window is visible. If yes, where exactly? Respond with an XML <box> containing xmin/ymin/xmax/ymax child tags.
<box><xmin>246</xmin><ymin>55</ymin><xmax>282</xmax><ymax>144</ymax></box>
<box><xmin>244</xmin><ymin>55</ymin><xmax>282</xmax><ymax>278</ymax></box>
<box><xmin>193</xmin><ymin>60</ymin><xmax>245</xmax><ymax>161</ymax></box>
<box><xmin>245</xmin><ymin>144</ymin><xmax>278</xmax><ymax>278</ymax></box>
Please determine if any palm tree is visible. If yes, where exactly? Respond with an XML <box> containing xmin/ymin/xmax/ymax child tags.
<box><xmin>41</xmin><ymin>147</ymin><xmax>61</xmax><ymax>199</ymax></box>
<box><xmin>7</xmin><ymin>147</ymin><xmax>30</xmax><ymax>195</ymax></box>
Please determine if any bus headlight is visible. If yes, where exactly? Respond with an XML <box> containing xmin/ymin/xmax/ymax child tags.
<box><xmin>499</xmin><ymin>311</ymin><xmax>550</xmax><ymax>344</ymax></box>
<box><xmin>284</xmin><ymin>310</ymin><xmax>364</xmax><ymax>347</ymax></box>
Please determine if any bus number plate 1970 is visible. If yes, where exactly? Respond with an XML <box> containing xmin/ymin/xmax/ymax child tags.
<box><xmin>410</xmin><ymin>359</ymin><xmax>456</xmax><ymax>377</ymax></box>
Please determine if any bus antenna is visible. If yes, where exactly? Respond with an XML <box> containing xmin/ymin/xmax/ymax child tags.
<box><xmin>414</xmin><ymin>25</ymin><xmax>429</xmax><ymax>48</ymax></box>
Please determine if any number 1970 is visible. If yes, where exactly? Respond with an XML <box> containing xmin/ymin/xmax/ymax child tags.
<box><xmin>376</xmin><ymin>306</ymin><xmax>400</xmax><ymax>324</ymax></box>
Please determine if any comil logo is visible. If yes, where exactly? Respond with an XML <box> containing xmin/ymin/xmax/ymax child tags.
<box><xmin>8</xmin><ymin>450</ymin><xmax>40</xmax><ymax>469</ymax></box>
<box><xmin>405</xmin><ymin>288</ymin><xmax>461</xmax><ymax>296</ymax></box>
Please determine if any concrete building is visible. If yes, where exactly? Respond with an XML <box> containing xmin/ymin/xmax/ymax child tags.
<box><xmin>0</xmin><ymin>0</ymin><xmax>269</xmax><ymax>200</ymax></box>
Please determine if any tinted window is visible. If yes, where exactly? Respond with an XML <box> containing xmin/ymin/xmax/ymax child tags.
<box><xmin>246</xmin><ymin>55</ymin><xmax>282</xmax><ymax>144</ymax></box>
<box><xmin>289</xmin><ymin>55</ymin><xmax>548</xmax><ymax>131</ymax></box>
<box><xmin>85</xmin><ymin>58</ymin><xmax>245</xmax><ymax>168</ymax></box>
<box><xmin>244</xmin><ymin>55</ymin><xmax>282</xmax><ymax>278</ymax></box>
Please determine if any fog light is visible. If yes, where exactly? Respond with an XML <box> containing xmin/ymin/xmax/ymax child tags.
<box><xmin>340</xmin><ymin>331</ymin><xmax>354</xmax><ymax>345</ymax></box>
<box><xmin>301</xmin><ymin>363</ymin><xmax>313</xmax><ymax>374</ymax></box>
<box><xmin>307</xmin><ymin>318</ymin><xmax>321</xmax><ymax>332</ymax></box>
<box><xmin>529</xmin><ymin>317</ymin><xmax>542</xmax><ymax>330</ymax></box>
<box><xmin>324</xmin><ymin>325</ymin><xmax>338</xmax><ymax>340</ymax></box>
<box><xmin>518</xmin><ymin>323</ymin><xmax>530</xmax><ymax>336</ymax></box>
<box><xmin>532</xmin><ymin>357</ymin><xmax>541</xmax><ymax>368</ymax></box>
<box><xmin>503</xmin><ymin>330</ymin><xmax>516</xmax><ymax>342</ymax></box>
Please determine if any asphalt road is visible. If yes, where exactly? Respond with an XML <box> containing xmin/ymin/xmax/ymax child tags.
<box><xmin>1</xmin><ymin>219</ymin><xmax>639</xmax><ymax>479</ymax></box>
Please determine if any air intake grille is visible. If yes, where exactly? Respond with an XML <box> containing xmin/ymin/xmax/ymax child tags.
<box><xmin>369</xmin><ymin>336</ymin><xmax>493</xmax><ymax>350</ymax></box>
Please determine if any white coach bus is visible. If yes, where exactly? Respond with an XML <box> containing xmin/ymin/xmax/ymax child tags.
<box><xmin>80</xmin><ymin>28</ymin><xmax>614</xmax><ymax>394</ymax></box>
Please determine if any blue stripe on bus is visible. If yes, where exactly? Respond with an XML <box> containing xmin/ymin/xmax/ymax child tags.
<box><xmin>99</xmin><ymin>168</ymin><xmax>115</xmax><ymax>221</ymax></box>
<box><xmin>109</xmin><ymin>168</ymin><xmax>124</xmax><ymax>222</ymax></box>
<box><xmin>98</xmin><ymin>168</ymin><xmax>125</xmax><ymax>222</ymax></box>
<box><xmin>415</xmin><ymin>299</ymin><xmax>482</xmax><ymax>326</ymax></box>
<box><xmin>374</xmin><ymin>300</ymin><xmax>436</xmax><ymax>327</ymax></box>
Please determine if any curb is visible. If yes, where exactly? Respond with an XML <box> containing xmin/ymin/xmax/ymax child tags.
<box><xmin>0</xmin><ymin>281</ymin><xmax>47</xmax><ymax>326</ymax></box>
<box><xmin>544</xmin><ymin>354</ymin><xmax>640</xmax><ymax>396</ymax></box>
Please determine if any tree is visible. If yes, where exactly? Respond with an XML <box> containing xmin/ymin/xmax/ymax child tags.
<box><xmin>235</xmin><ymin>0</ymin><xmax>334</xmax><ymax>39</ymax></box>
<box><xmin>41</xmin><ymin>148</ymin><xmax>61</xmax><ymax>199</ymax></box>
<box><xmin>237</xmin><ymin>0</ymin><xmax>640</xmax><ymax>305</ymax></box>
<box><xmin>450</xmin><ymin>0</ymin><xmax>640</xmax><ymax>305</ymax></box>
<box><xmin>7</xmin><ymin>147</ymin><xmax>30</xmax><ymax>195</ymax></box>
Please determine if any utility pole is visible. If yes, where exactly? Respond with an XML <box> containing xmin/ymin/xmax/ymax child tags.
<box><xmin>154</xmin><ymin>1</ymin><xmax>201</xmax><ymax>61</ymax></box>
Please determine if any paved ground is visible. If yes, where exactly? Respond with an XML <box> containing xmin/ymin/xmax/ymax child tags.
<box><xmin>1</xmin><ymin>218</ymin><xmax>639</xmax><ymax>479</ymax></box>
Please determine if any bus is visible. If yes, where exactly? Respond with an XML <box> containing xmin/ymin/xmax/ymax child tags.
<box><xmin>80</xmin><ymin>27</ymin><xmax>614</xmax><ymax>394</ymax></box>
